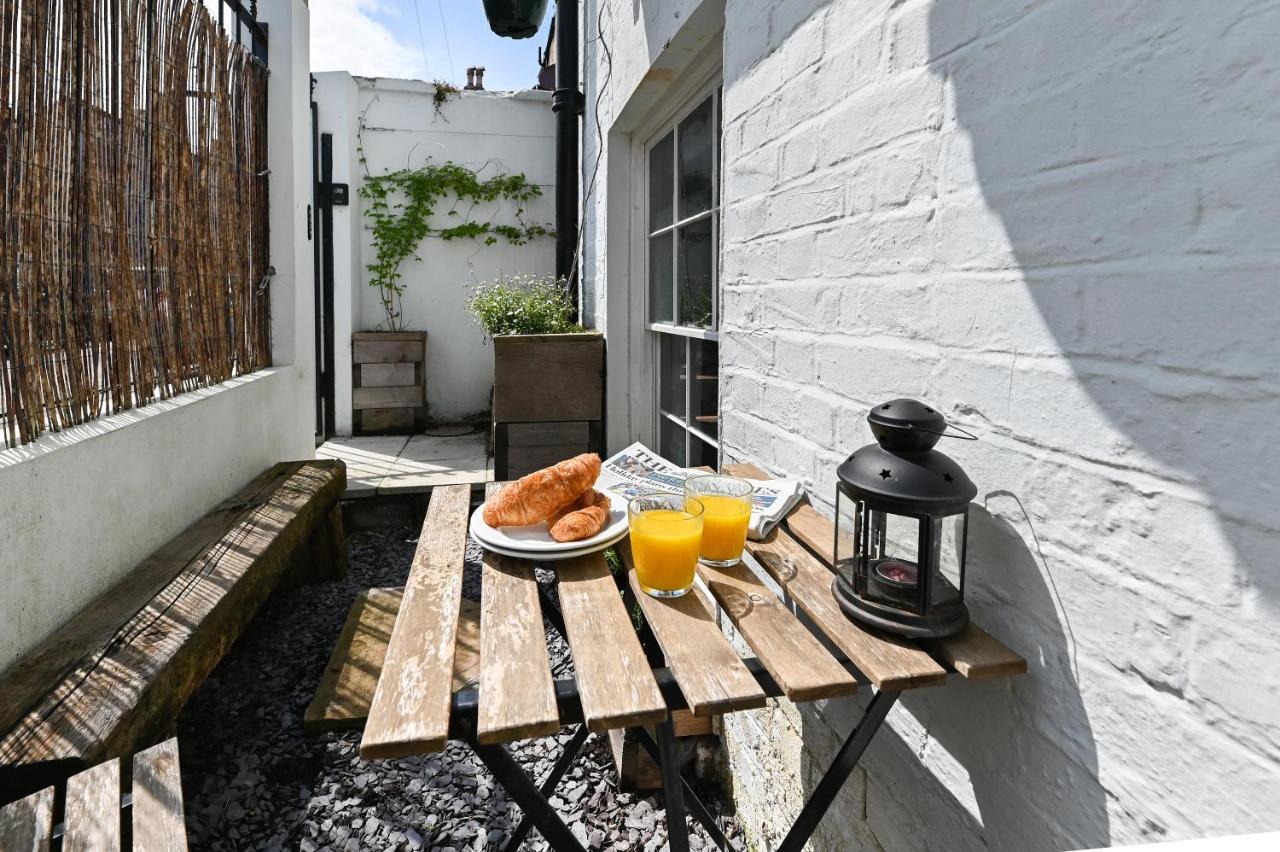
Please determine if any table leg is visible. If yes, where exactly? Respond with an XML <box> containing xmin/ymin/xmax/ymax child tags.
<box><xmin>503</xmin><ymin>725</ymin><xmax>591</xmax><ymax>852</ymax></box>
<box><xmin>776</xmin><ymin>689</ymin><xmax>901</xmax><ymax>852</ymax></box>
<box><xmin>656</xmin><ymin>718</ymin><xmax>691</xmax><ymax>852</ymax></box>
<box><xmin>468</xmin><ymin>738</ymin><xmax>588</xmax><ymax>852</ymax></box>
<box><xmin>537</xmin><ymin>578</ymin><xmax>569</xmax><ymax>641</ymax></box>
<box><xmin>634</xmin><ymin>727</ymin><xmax>738</xmax><ymax>851</ymax></box>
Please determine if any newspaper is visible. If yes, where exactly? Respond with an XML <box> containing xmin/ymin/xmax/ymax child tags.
<box><xmin>599</xmin><ymin>442</ymin><xmax>804</xmax><ymax>540</ymax></box>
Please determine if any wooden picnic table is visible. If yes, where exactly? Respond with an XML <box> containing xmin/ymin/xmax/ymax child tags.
<box><xmin>357</xmin><ymin>467</ymin><xmax>1026</xmax><ymax>852</ymax></box>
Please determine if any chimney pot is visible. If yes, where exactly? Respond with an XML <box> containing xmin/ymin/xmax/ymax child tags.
<box><xmin>475</xmin><ymin>67</ymin><xmax>486</xmax><ymax>90</ymax></box>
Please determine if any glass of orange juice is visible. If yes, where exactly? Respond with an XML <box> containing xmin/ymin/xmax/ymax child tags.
<box><xmin>684</xmin><ymin>474</ymin><xmax>754</xmax><ymax>567</ymax></box>
<box><xmin>627</xmin><ymin>493</ymin><xmax>705</xmax><ymax>598</ymax></box>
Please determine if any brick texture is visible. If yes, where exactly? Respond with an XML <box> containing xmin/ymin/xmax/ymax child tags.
<box><xmin>583</xmin><ymin>1</ymin><xmax>1280</xmax><ymax>848</ymax></box>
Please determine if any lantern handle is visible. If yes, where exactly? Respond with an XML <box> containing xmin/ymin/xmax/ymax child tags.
<box><xmin>914</xmin><ymin>422</ymin><xmax>978</xmax><ymax>441</ymax></box>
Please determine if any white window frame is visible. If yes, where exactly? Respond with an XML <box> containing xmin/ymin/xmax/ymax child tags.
<box><xmin>641</xmin><ymin>82</ymin><xmax>723</xmax><ymax>465</ymax></box>
<box><xmin>602</xmin><ymin>36</ymin><xmax>723</xmax><ymax>454</ymax></box>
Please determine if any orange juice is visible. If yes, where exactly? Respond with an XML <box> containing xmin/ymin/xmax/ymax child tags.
<box><xmin>684</xmin><ymin>474</ymin><xmax>755</xmax><ymax>567</ymax></box>
<box><xmin>698</xmin><ymin>494</ymin><xmax>752</xmax><ymax>563</ymax></box>
<box><xmin>628</xmin><ymin>500</ymin><xmax>704</xmax><ymax>598</ymax></box>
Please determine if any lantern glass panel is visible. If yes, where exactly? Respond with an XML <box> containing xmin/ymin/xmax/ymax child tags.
<box><xmin>929</xmin><ymin>513</ymin><xmax>966</xmax><ymax>607</ymax></box>
<box><xmin>863</xmin><ymin>509</ymin><xmax>924</xmax><ymax>611</ymax></box>
<box><xmin>834</xmin><ymin>490</ymin><xmax>862</xmax><ymax>586</ymax></box>
<box><xmin>877</xmin><ymin>511</ymin><xmax>920</xmax><ymax>564</ymax></box>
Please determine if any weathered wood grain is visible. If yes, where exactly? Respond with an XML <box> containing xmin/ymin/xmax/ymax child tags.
<box><xmin>352</xmin><ymin>332</ymin><xmax>427</xmax><ymax>364</ymax></box>
<box><xmin>785</xmin><ymin>502</ymin><xmax>853</xmax><ymax>567</ymax></box>
<box><xmin>361</xmin><ymin>484</ymin><xmax>472</xmax><ymax>758</ymax></box>
<box><xmin>925</xmin><ymin>624</ymin><xmax>1028</xmax><ymax>680</ymax></box>
<box><xmin>493</xmin><ymin>333</ymin><xmax>604</xmax><ymax>423</ymax></box>
<box><xmin>304</xmin><ymin>590</ymin><xmax>482</xmax><ymax>735</ymax></box>
<box><xmin>477</xmin><ymin>484</ymin><xmax>560</xmax><ymax>744</ymax></box>
<box><xmin>478</xmin><ymin>553</ymin><xmax>561</xmax><ymax>742</ymax></box>
<box><xmin>0</xmin><ymin>786</ymin><xmax>54</xmax><ymax>852</ymax></box>
<box><xmin>0</xmin><ymin>461</ymin><xmax>347</xmax><ymax>780</ymax></box>
<box><xmin>358</xmin><ymin>363</ymin><xmax>417</xmax><ymax>387</ymax></box>
<box><xmin>556</xmin><ymin>553</ymin><xmax>667</xmax><ymax>732</ymax></box>
<box><xmin>617</xmin><ymin>543</ymin><xmax>765</xmax><ymax>716</ymax></box>
<box><xmin>131</xmin><ymin>739</ymin><xmax>188</xmax><ymax>852</ymax></box>
<box><xmin>697</xmin><ymin>560</ymin><xmax>859</xmax><ymax>701</ymax></box>
<box><xmin>62</xmin><ymin>757</ymin><xmax>121</xmax><ymax>852</ymax></box>
<box><xmin>353</xmin><ymin>385</ymin><xmax>425</xmax><ymax>410</ymax></box>
<box><xmin>744</xmin><ymin>526</ymin><xmax>948</xmax><ymax>690</ymax></box>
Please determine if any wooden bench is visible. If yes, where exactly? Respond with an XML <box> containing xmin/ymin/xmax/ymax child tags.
<box><xmin>304</xmin><ymin>590</ymin><xmax>482</xmax><ymax>735</ymax></box>
<box><xmin>0</xmin><ymin>738</ymin><xmax>187</xmax><ymax>851</ymax></box>
<box><xmin>0</xmin><ymin>460</ymin><xmax>347</xmax><ymax>802</ymax></box>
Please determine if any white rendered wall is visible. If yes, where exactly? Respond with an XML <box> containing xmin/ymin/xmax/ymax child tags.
<box><xmin>581</xmin><ymin>0</ymin><xmax>1280</xmax><ymax>848</ymax></box>
<box><xmin>0</xmin><ymin>0</ymin><xmax>316</xmax><ymax>672</ymax></box>
<box><xmin>312</xmin><ymin>76</ymin><xmax>556</xmax><ymax>429</ymax></box>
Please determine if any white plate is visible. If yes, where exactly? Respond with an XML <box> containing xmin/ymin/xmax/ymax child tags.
<box><xmin>469</xmin><ymin>495</ymin><xmax>629</xmax><ymax>557</ymax></box>
<box><xmin>471</xmin><ymin>524</ymin><xmax>630</xmax><ymax>562</ymax></box>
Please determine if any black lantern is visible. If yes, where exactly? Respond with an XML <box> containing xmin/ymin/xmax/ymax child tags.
<box><xmin>482</xmin><ymin>0</ymin><xmax>550</xmax><ymax>39</ymax></box>
<box><xmin>832</xmin><ymin>399</ymin><xmax>977</xmax><ymax>638</ymax></box>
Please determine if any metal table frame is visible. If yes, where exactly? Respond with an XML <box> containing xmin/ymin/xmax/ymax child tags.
<box><xmin>443</xmin><ymin>570</ymin><xmax>902</xmax><ymax>852</ymax></box>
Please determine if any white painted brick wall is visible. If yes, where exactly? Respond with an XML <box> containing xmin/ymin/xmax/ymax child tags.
<box><xmin>582</xmin><ymin>0</ymin><xmax>1280</xmax><ymax>848</ymax></box>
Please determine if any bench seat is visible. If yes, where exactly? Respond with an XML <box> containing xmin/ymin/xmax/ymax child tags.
<box><xmin>0</xmin><ymin>737</ymin><xmax>188</xmax><ymax>850</ymax></box>
<box><xmin>0</xmin><ymin>460</ymin><xmax>346</xmax><ymax>801</ymax></box>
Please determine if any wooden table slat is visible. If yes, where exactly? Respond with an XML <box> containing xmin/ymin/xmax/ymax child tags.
<box><xmin>131</xmin><ymin>739</ymin><xmax>188</xmax><ymax>852</ymax></box>
<box><xmin>478</xmin><ymin>482</ymin><xmax>561</xmax><ymax>744</ymax></box>
<box><xmin>0</xmin><ymin>786</ymin><xmax>54</xmax><ymax>852</ymax></box>
<box><xmin>361</xmin><ymin>484</ymin><xmax>472</xmax><ymax>759</ymax></box>
<box><xmin>696</xmin><ymin>560</ymin><xmax>859</xmax><ymax>702</ymax></box>
<box><xmin>617</xmin><ymin>543</ymin><xmax>766</xmax><ymax>716</ymax></box>
<box><xmin>925</xmin><ymin>624</ymin><xmax>1029</xmax><ymax>680</ymax></box>
<box><xmin>63</xmin><ymin>757</ymin><xmax>121</xmax><ymax>852</ymax></box>
<box><xmin>556</xmin><ymin>552</ymin><xmax>668</xmax><ymax>731</ymax></box>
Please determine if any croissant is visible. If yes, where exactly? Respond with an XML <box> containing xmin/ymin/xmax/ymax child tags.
<box><xmin>548</xmin><ymin>489</ymin><xmax>612</xmax><ymax>542</ymax></box>
<box><xmin>482</xmin><ymin>453</ymin><xmax>602</xmax><ymax>528</ymax></box>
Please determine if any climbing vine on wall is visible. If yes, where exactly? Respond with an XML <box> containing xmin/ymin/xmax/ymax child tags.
<box><xmin>357</xmin><ymin>99</ymin><xmax>553</xmax><ymax>331</ymax></box>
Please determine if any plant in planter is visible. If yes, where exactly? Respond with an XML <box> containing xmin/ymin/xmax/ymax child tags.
<box><xmin>351</xmin><ymin>103</ymin><xmax>553</xmax><ymax>434</ymax></box>
<box><xmin>467</xmin><ymin>273</ymin><xmax>604</xmax><ymax>478</ymax></box>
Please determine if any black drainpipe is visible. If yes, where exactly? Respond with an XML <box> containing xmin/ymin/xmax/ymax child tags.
<box><xmin>552</xmin><ymin>0</ymin><xmax>582</xmax><ymax>316</ymax></box>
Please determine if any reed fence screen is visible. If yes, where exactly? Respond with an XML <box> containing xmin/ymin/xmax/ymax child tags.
<box><xmin>0</xmin><ymin>0</ymin><xmax>270</xmax><ymax>449</ymax></box>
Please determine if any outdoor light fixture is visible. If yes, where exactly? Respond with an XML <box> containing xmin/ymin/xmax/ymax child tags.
<box><xmin>481</xmin><ymin>0</ymin><xmax>550</xmax><ymax>39</ymax></box>
<box><xmin>832</xmin><ymin>399</ymin><xmax>978</xmax><ymax>638</ymax></box>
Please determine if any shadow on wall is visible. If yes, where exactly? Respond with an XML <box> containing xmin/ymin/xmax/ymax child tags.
<box><xmin>928</xmin><ymin>1</ymin><xmax>1280</xmax><ymax>603</ymax></box>
<box><xmin>796</xmin><ymin>507</ymin><xmax>1107</xmax><ymax>852</ymax></box>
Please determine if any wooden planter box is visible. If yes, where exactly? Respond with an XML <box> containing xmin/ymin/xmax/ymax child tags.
<box><xmin>492</xmin><ymin>332</ymin><xmax>604</xmax><ymax>479</ymax></box>
<box><xmin>353</xmin><ymin>331</ymin><xmax>427</xmax><ymax>435</ymax></box>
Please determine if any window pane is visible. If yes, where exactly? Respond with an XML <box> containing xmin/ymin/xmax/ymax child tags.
<box><xmin>691</xmin><ymin>338</ymin><xmax>718</xmax><ymax>439</ymax></box>
<box><xmin>677</xmin><ymin>217</ymin><xmax>713</xmax><ymax>328</ymax></box>
<box><xmin>649</xmin><ymin>132</ymin><xmax>674</xmax><ymax>231</ymax></box>
<box><xmin>690</xmin><ymin>435</ymin><xmax>718</xmax><ymax>470</ymax></box>
<box><xmin>660</xmin><ymin>417</ymin><xmax>687</xmax><ymax>466</ymax></box>
<box><xmin>649</xmin><ymin>232</ymin><xmax>673</xmax><ymax>323</ymax></box>
<box><xmin>678</xmin><ymin>97</ymin><xmax>714</xmax><ymax>219</ymax></box>
<box><xmin>659</xmin><ymin>334</ymin><xmax>686</xmax><ymax>420</ymax></box>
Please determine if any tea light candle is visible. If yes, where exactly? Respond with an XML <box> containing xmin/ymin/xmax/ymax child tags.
<box><xmin>874</xmin><ymin>559</ymin><xmax>918</xmax><ymax>588</ymax></box>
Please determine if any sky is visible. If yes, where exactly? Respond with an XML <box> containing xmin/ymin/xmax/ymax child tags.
<box><xmin>310</xmin><ymin>0</ymin><xmax>553</xmax><ymax>91</ymax></box>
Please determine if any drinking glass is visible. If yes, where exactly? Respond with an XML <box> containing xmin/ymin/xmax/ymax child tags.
<box><xmin>627</xmin><ymin>493</ymin><xmax>705</xmax><ymax>598</ymax></box>
<box><xmin>684</xmin><ymin>474</ymin><xmax>754</xmax><ymax>567</ymax></box>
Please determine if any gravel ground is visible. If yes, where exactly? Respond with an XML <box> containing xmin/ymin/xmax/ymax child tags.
<box><xmin>177</xmin><ymin>525</ymin><xmax>742</xmax><ymax>851</ymax></box>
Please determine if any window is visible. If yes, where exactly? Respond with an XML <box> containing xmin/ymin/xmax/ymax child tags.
<box><xmin>646</xmin><ymin>88</ymin><xmax>721</xmax><ymax>468</ymax></box>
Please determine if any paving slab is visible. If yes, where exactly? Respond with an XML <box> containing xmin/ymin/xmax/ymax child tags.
<box><xmin>378</xmin><ymin>454</ymin><xmax>492</xmax><ymax>494</ymax></box>
<box><xmin>401</xmin><ymin>432</ymin><xmax>488</xmax><ymax>462</ymax></box>
<box><xmin>319</xmin><ymin>431</ymin><xmax>492</xmax><ymax>497</ymax></box>
<box><xmin>316</xmin><ymin>436</ymin><xmax>409</xmax><ymax>497</ymax></box>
